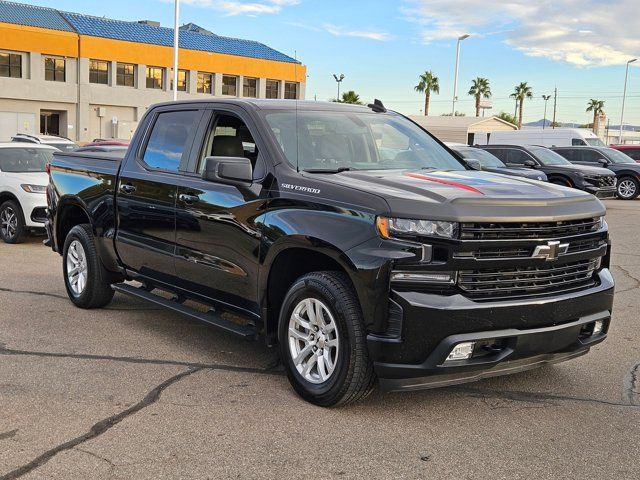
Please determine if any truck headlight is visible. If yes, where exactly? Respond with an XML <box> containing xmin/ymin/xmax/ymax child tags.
<box><xmin>377</xmin><ymin>217</ymin><xmax>458</xmax><ymax>239</ymax></box>
<box><xmin>21</xmin><ymin>184</ymin><xmax>47</xmax><ymax>194</ymax></box>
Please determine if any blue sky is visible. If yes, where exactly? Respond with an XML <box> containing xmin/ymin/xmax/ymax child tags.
<box><xmin>22</xmin><ymin>0</ymin><xmax>640</xmax><ymax>125</ymax></box>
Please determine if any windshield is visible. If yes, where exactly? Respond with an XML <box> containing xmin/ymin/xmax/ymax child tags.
<box><xmin>529</xmin><ymin>146</ymin><xmax>571</xmax><ymax>166</ymax></box>
<box><xmin>585</xmin><ymin>137</ymin><xmax>606</xmax><ymax>147</ymax></box>
<box><xmin>455</xmin><ymin>147</ymin><xmax>506</xmax><ymax>167</ymax></box>
<box><xmin>0</xmin><ymin>148</ymin><xmax>53</xmax><ymax>172</ymax></box>
<box><xmin>264</xmin><ymin>110</ymin><xmax>465</xmax><ymax>171</ymax></box>
<box><xmin>604</xmin><ymin>148</ymin><xmax>635</xmax><ymax>164</ymax></box>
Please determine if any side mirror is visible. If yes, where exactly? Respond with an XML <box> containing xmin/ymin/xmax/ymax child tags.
<box><xmin>465</xmin><ymin>159</ymin><xmax>482</xmax><ymax>171</ymax></box>
<box><xmin>202</xmin><ymin>156</ymin><xmax>253</xmax><ymax>186</ymax></box>
<box><xmin>597</xmin><ymin>158</ymin><xmax>610</xmax><ymax>167</ymax></box>
<box><xmin>524</xmin><ymin>160</ymin><xmax>536</xmax><ymax>168</ymax></box>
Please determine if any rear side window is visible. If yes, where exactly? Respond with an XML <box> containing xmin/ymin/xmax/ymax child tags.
<box><xmin>625</xmin><ymin>148</ymin><xmax>640</xmax><ymax>161</ymax></box>
<box><xmin>142</xmin><ymin>110</ymin><xmax>200</xmax><ymax>171</ymax></box>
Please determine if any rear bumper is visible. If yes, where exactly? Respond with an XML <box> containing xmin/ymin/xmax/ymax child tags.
<box><xmin>368</xmin><ymin>269</ymin><xmax>614</xmax><ymax>390</ymax></box>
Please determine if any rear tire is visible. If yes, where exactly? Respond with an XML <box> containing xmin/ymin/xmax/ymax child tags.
<box><xmin>62</xmin><ymin>224</ymin><xmax>114</xmax><ymax>308</ymax></box>
<box><xmin>278</xmin><ymin>271</ymin><xmax>375</xmax><ymax>407</ymax></box>
<box><xmin>0</xmin><ymin>200</ymin><xmax>27</xmax><ymax>244</ymax></box>
<box><xmin>616</xmin><ymin>176</ymin><xmax>639</xmax><ymax>200</ymax></box>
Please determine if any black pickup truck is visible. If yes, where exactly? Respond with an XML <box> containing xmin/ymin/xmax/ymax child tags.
<box><xmin>46</xmin><ymin>99</ymin><xmax>614</xmax><ymax>406</ymax></box>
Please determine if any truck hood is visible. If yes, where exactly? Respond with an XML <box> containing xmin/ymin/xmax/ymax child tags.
<box><xmin>308</xmin><ymin>169</ymin><xmax>605</xmax><ymax>222</ymax></box>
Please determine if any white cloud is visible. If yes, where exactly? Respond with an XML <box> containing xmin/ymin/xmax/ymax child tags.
<box><xmin>323</xmin><ymin>24</ymin><xmax>390</xmax><ymax>41</ymax></box>
<box><xmin>179</xmin><ymin>0</ymin><xmax>300</xmax><ymax>16</ymax></box>
<box><xmin>402</xmin><ymin>0</ymin><xmax>640</xmax><ymax>66</ymax></box>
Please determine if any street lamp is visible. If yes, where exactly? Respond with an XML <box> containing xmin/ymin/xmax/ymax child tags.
<box><xmin>333</xmin><ymin>73</ymin><xmax>345</xmax><ymax>101</ymax></box>
<box><xmin>619</xmin><ymin>58</ymin><xmax>637</xmax><ymax>143</ymax></box>
<box><xmin>172</xmin><ymin>0</ymin><xmax>180</xmax><ymax>101</ymax></box>
<box><xmin>542</xmin><ymin>95</ymin><xmax>551</xmax><ymax>129</ymax></box>
<box><xmin>452</xmin><ymin>34</ymin><xmax>470</xmax><ymax>115</ymax></box>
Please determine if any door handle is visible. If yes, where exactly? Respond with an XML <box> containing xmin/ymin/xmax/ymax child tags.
<box><xmin>179</xmin><ymin>193</ymin><xmax>200</xmax><ymax>204</ymax></box>
<box><xmin>120</xmin><ymin>183</ymin><xmax>136</xmax><ymax>194</ymax></box>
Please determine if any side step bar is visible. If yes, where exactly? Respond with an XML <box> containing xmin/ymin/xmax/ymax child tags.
<box><xmin>112</xmin><ymin>283</ymin><xmax>257</xmax><ymax>339</ymax></box>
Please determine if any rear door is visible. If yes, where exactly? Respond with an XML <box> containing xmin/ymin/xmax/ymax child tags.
<box><xmin>172</xmin><ymin>106</ymin><xmax>271</xmax><ymax>316</ymax></box>
<box><xmin>116</xmin><ymin>107</ymin><xmax>203</xmax><ymax>283</ymax></box>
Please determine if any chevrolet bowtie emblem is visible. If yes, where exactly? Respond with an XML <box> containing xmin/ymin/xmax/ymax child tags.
<box><xmin>532</xmin><ymin>240</ymin><xmax>569</xmax><ymax>261</ymax></box>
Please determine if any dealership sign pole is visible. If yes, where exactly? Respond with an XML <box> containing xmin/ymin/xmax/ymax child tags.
<box><xmin>173</xmin><ymin>0</ymin><xmax>180</xmax><ymax>101</ymax></box>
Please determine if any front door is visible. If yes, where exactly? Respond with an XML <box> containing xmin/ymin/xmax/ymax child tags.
<box><xmin>173</xmin><ymin>109</ymin><xmax>270</xmax><ymax>316</ymax></box>
<box><xmin>116</xmin><ymin>108</ymin><xmax>203</xmax><ymax>284</ymax></box>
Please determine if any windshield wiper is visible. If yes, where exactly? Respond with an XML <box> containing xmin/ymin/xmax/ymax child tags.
<box><xmin>302</xmin><ymin>167</ymin><xmax>355</xmax><ymax>174</ymax></box>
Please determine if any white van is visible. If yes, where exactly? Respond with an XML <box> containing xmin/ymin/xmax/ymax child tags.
<box><xmin>480</xmin><ymin>128</ymin><xmax>605</xmax><ymax>147</ymax></box>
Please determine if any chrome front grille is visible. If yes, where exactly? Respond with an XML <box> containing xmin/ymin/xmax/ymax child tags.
<box><xmin>458</xmin><ymin>259</ymin><xmax>599</xmax><ymax>298</ymax></box>
<box><xmin>455</xmin><ymin>237</ymin><xmax>606</xmax><ymax>260</ymax></box>
<box><xmin>460</xmin><ymin>218</ymin><xmax>601</xmax><ymax>240</ymax></box>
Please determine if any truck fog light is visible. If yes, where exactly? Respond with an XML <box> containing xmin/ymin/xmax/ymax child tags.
<box><xmin>391</xmin><ymin>271</ymin><xmax>455</xmax><ymax>284</ymax></box>
<box><xmin>446</xmin><ymin>342</ymin><xmax>475</xmax><ymax>361</ymax></box>
<box><xmin>593</xmin><ymin>320</ymin><xmax>604</xmax><ymax>335</ymax></box>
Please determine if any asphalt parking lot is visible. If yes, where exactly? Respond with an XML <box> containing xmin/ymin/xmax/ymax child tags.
<box><xmin>0</xmin><ymin>199</ymin><xmax>638</xmax><ymax>480</ymax></box>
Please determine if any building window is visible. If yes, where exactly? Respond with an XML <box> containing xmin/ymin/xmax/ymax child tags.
<box><xmin>146</xmin><ymin>66</ymin><xmax>164</xmax><ymax>89</ymax></box>
<box><xmin>45</xmin><ymin>57</ymin><xmax>65</xmax><ymax>82</ymax></box>
<box><xmin>243</xmin><ymin>77</ymin><xmax>257</xmax><ymax>98</ymax></box>
<box><xmin>117</xmin><ymin>63</ymin><xmax>135</xmax><ymax>87</ymax></box>
<box><xmin>89</xmin><ymin>59</ymin><xmax>109</xmax><ymax>85</ymax></box>
<box><xmin>197</xmin><ymin>72</ymin><xmax>213</xmax><ymax>94</ymax></box>
<box><xmin>222</xmin><ymin>75</ymin><xmax>237</xmax><ymax>96</ymax></box>
<box><xmin>265</xmin><ymin>79</ymin><xmax>279</xmax><ymax>99</ymax></box>
<box><xmin>0</xmin><ymin>52</ymin><xmax>22</xmax><ymax>78</ymax></box>
<box><xmin>170</xmin><ymin>69</ymin><xmax>188</xmax><ymax>92</ymax></box>
<box><xmin>284</xmin><ymin>82</ymin><xmax>298</xmax><ymax>99</ymax></box>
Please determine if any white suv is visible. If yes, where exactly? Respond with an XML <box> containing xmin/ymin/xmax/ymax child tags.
<box><xmin>11</xmin><ymin>133</ymin><xmax>78</xmax><ymax>152</ymax></box>
<box><xmin>0</xmin><ymin>143</ymin><xmax>55</xmax><ymax>243</ymax></box>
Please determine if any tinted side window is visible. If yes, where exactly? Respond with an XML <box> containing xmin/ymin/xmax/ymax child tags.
<box><xmin>484</xmin><ymin>148</ymin><xmax>505</xmax><ymax>161</ymax></box>
<box><xmin>626</xmin><ymin>149</ymin><xmax>640</xmax><ymax>161</ymax></box>
<box><xmin>572</xmin><ymin>138</ymin><xmax>587</xmax><ymax>146</ymax></box>
<box><xmin>142</xmin><ymin>110</ymin><xmax>200</xmax><ymax>171</ymax></box>
<box><xmin>581</xmin><ymin>149</ymin><xmax>605</xmax><ymax>163</ymax></box>
<box><xmin>506</xmin><ymin>149</ymin><xmax>532</xmax><ymax>165</ymax></box>
<box><xmin>555</xmin><ymin>149</ymin><xmax>576</xmax><ymax>161</ymax></box>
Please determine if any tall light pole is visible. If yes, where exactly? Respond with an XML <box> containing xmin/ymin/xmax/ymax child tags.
<box><xmin>542</xmin><ymin>95</ymin><xmax>551</xmax><ymax>129</ymax></box>
<box><xmin>333</xmin><ymin>73</ymin><xmax>345</xmax><ymax>101</ymax></box>
<box><xmin>452</xmin><ymin>34</ymin><xmax>470</xmax><ymax>115</ymax></box>
<box><xmin>172</xmin><ymin>0</ymin><xmax>180</xmax><ymax>101</ymax></box>
<box><xmin>619</xmin><ymin>58</ymin><xmax>637</xmax><ymax>143</ymax></box>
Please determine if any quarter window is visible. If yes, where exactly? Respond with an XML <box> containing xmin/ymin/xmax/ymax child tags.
<box><xmin>222</xmin><ymin>75</ymin><xmax>237</xmax><ymax>96</ymax></box>
<box><xmin>0</xmin><ymin>52</ymin><xmax>22</xmax><ymax>78</ymax></box>
<box><xmin>89</xmin><ymin>59</ymin><xmax>109</xmax><ymax>85</ymax></box>
<box><xmin>146</xmin><ymin>66</ymin><xmax>164</xmax><ymax>89</ymax></box>
<box><xmin>117</xmin><ymin>63</ymin><xmax>135</xmax><ymax>87</ymax></box>
<box><xmin>265</xmin><ymin>79</ymin><xmax>279</xmax><ymax>99</ymax></box>
<box><xmin>243</xmin><ymin>77</ymin><xmax>257</xmax><ymax>97</ymax></box>
<box><xmin>197</xmin><ymin>72</ymin><xmax>213</xmax><ymax>94</ymax></box>
<box><xmin>284</xmin><ymin>82</ymin><xmax>298</xmax><ymax>99</ymax></box>
<box><xmin>142</xmin><ymin>110</ymin><xmax>201</xmax><ymax>171</ymax></box>
<box><xmin>45</xmin><ymin>57</ymin><xmax>65</xmax><ymax>82</ymax></box>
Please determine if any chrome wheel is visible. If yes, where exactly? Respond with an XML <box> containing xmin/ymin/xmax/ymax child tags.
<box><xmin>288</xmin><ymin>298</ymin><xmax>339</xmax><ymax>384</ymax></box>
<box><xmin>66</xmin><ymin>240</ymin><xmax>88</xmax><ymax>296</ymax></box>
<box><xmin>0</xmin><ymin>206</ymin><xmax>17</xmax><ymax>240</ymax></box>
<box><xmin>618</xmin><ymin>179</ymin><xmax>637</xmax><ymax>199</ymax></box>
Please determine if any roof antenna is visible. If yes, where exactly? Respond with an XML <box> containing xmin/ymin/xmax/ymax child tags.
<box><xmin>368</xmin><ymin>99</ymin><xmax>387</xmax><ymax>113</ymax></box>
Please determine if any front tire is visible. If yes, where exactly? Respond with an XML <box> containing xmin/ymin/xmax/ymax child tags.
<box><xmin>0</xmin><ymin>200</ymin><xmax>27</xmax><ymax>244</ymax></box>
<box><xmin>62</xmin><ymin>224</ymin><xmax>114</xmax><ymax>308</ymax></box>
<box><xmin>278</xmin><ymin>271</ymin><xmax>375</xmax><ymax>407</ymax></box>
<box><xmin>617</xmin><ymin>176</ymin><xmax>639</xmax><ymax>200</ymax></box>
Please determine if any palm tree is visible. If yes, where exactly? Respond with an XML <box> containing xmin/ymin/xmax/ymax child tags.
<box><xmin>510</xmin><ymin>82</ymin><xmax>533</xmax><ymax>128</ymax></box>
<box><xmin>340</xmin><ymin>90</ymin><xmax>362</xmax><ymax>105</ymax></box>
<box><xmin>468</xmin><ymin>77</ymin><xmax>492</xmax><ymax>117</ymax></box>
<box><xmin>586</xmin><ymin>99</ymin><xmax>605</xmax><ymax>133</ymax></box>
<box><xmin>414</xmin><ymin>71</ymin><xmax>439</xmax><ymax>116</ymax></box>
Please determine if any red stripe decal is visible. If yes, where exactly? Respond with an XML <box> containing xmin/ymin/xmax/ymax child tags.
<box><xmin>404</xmin><ymin>172</ymin><xmax>484</xmax><ymax>194</ymax></box>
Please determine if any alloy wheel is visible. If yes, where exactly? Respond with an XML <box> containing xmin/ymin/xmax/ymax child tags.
<box><xmin>288</xmin><ymin>298</ymin><xmax>340</xmax><ymax>384</ymax></box>
<box><xmin>0</xmin><ymin>206</ymin><xmax>17</xmax><ymax>240</ymax></box>
<box><xmin>618</xmin><ymin>179</ymin><xmax>637</xmax><ymax>199</ymax></box>
<box><xmin>66</xmin><ymin>240</ymin><xmax>88</xmax><ymax>296</ymax></box>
